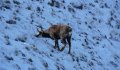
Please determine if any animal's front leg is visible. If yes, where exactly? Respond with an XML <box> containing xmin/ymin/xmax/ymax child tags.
<box><xmin>54</xmin><ymin>40</ymin><xmax>57</xmax><ymax>49</ymax></box>
<box><xmin>60</xmin><ymin>39</ymin><xmax>66</xmax><ymax>51</ymax></box>
<box><xmin>54</xmin><ymin>40</ymin><xmax>60</xmax><ymax>51</ymax></box>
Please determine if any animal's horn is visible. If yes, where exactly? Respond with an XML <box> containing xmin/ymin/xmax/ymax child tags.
<box><xmin>36</xmin><ymin>25</ymin><xmax>43</xmax><ymax>31</ymax></box>
<box><xmin>39</xmin><ymin>26</ymin><xmax>43</xmax><ymax>31</ymax></box>
<box><xmin>37</xmin><ymin>28</ymin><xmax>40</xmax><ymax>32</ymax></box>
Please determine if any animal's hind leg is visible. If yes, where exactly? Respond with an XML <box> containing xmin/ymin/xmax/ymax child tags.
<box><xmin>67</xmin><ymin>36</ymin><xmax>71</xmax><ymax>54</ymax></box>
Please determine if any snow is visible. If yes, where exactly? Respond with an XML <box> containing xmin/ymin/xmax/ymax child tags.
<box><xmin>0</xmin><ymin>0</ymin><xmax>120</xmax><ymax>70</ymax></box>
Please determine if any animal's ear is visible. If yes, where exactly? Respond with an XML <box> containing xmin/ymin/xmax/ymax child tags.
<box><xmin>41</xmin><ymin>28</ymin><xmax>43</xmax><ymax>32</ymax></box>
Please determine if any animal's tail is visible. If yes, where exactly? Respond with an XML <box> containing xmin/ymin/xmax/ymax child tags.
<box><xmin>68</xmin><ymin>27</ymin><xmax>72</xmax><ymax>32</ymax></box>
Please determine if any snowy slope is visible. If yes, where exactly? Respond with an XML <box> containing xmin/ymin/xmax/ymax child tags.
<box><xmin>0</xmin><ymin>0</ymin><xmax>120</xmax><ymax>70</ymax></box>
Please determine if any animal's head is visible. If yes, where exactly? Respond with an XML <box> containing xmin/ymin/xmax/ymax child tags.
<box><xmin>35</xmin><ymin>26</ymin><xmax>44</xmax><ymax>38</ymax></box>
<box><xmin>35</xmin><ymin>30</ymin><xmax>44</xmax><ymax>37</ymax></box>
<box><xmin>35</xmin><ymin>26</ymin><xmax>50</xmax><ymax>38</ymax></box>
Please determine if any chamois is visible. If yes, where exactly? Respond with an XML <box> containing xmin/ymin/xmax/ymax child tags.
<box><xmin>35</xmin><ymin>24</ymin><xmax>72</xmax><ymax>54</ymax></box>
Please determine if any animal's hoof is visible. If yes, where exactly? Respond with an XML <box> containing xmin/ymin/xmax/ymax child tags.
<box><xmin>58</xmin><ymin>48</ymin><xmax>60</xmax><ymax>51</ymax></box>
<box><xmin>60</xmin><ymin>47</ymin><xmax>65</xmax><ymax>51</ymax></box>
<box><xmin>54</xmin><ymin>46</ymin><xmax>57</xmax><ymax>49</ymax></box>
<box><xmin>68</xmin><ymin>51</ymin><xmax>71</xmax><ymax>54</ymax></box>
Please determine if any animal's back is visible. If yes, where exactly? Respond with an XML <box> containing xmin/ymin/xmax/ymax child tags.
<box><xmin>50</xmin><ymin>25</ymin><xmax>72</xmax><ymax>38</ymax></box>
<box><xmin>48</xmin><ymin>24</ymin><xmax>72</xmax><ymax>33</ymax></box>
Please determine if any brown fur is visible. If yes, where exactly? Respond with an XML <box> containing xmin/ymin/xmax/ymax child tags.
<box><xmin>35</xmin><ymin>24</ymin><xmax>72</xmax><ymax>54</ymax></box>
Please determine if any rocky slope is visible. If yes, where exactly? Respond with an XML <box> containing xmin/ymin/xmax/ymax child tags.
<box><xmin>0</xmin><ymin>0</ymin><xmax>120</xmax><ymax>70</ymax></box>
